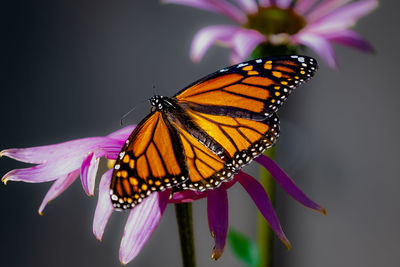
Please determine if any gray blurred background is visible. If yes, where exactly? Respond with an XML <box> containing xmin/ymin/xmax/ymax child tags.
<box><xmin>1</xmin><ymin>1</ymin><xmax>398</xmax><ymax>267</ymax></box>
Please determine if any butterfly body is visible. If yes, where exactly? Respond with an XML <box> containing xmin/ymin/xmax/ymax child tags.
<box><xmin>110</xmin><ymin>55</ymin><xmax>317</xmax><ymax>210</ymax></box>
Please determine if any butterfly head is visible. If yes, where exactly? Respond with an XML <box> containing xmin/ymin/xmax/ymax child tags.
<box><xmin>150</xmin><ymin>95</ymin><xmax>175</xmax><ymax>111</ymax></box>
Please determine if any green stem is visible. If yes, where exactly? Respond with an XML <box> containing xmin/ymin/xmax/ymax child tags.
<box><xmin>257</xmin><ymin>147</ymin><xmax>276</xmax><ymax>267</ymax></box>
<box><xmin>175</xmin><ymin>203</ymin><xmax>196</xmax><ymax>267</ymax></box>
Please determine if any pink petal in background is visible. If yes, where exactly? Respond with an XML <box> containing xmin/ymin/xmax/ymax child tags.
<box><xmin>323</xmin><ymin>29</ymin><xmax>374</xmax><ymax>52</ymax></box>
<box><xmin>233</xmin><ymin>0</ymin><xmax>258</xmax><ymax>14</ymax></box>
<box><xmin>294</xmin><ymin>32</ymin><xmax>337</xmax><ymax>68</ymax></box>
<box><xmin>190</xmin><ymin>25</ymin><xmax>240</xmax><ymax>62</ymax></box>
<box><xmin>306</xmin><ymin>0</ymin><xmax>351</xmax><ymax>22</ymax></box>
<box><xmin>231</xmin><ymin>28</ymin><xmax>266</xmax><ymax>63</ymax></box>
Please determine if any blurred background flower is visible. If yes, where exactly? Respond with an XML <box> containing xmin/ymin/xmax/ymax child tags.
<box><xmin>165</xmin><ymin>0</ymin><xmax>378</xmax><ymax>67</ymax></box>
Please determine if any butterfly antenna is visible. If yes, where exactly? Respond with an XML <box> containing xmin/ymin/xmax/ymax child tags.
<box><xmin>152</xmin><ymin>84</ymin><xmax>157</xmax><ymax>96</ymax></box>
<box><xmin>120</xmin><ymin>99</ymin><xmax>148</xmax><ymax>126</ymax></box>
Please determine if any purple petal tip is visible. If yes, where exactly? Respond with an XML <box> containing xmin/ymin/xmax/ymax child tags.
<box><xmin>281</xmin><ymin>237</ymin><xmax>291</xmax><ymax>251</ymax></box>
<box><xmin>211</xmin><ymin>247</ymin><xmax>224</xmax><ymax>260</ymax></box>
<box><xmin>319</xmin><ymin>207</ymin><xmax>327</xmax><ymax>216</ymax></box>
<box><xmin>1</xmin><ymin>172</ymin><xmax>11</xmax><ymax>185</ymax></box>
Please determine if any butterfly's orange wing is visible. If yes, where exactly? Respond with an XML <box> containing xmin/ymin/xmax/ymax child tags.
<box><xmin>110</xmin><ymin>111</ymin><xmax>188</xmax><ymax>210</ymax></box>
<box><xmin>170</xmin><ymin>56</ymin><xmax>317</xmax><ymax>190</ymax></box>
<box><xmin>172</xmin><ymin>113</ymin><xmax>279</xmax><ymax>191</ymax></box>
<box><xmin>174</xmin><ymin>55</ymin><xmax>317</xmax><ymax>120</ymax></box>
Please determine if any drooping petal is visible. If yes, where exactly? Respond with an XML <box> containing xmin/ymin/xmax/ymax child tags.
<box><xmin>93</xmin><ymin>169</ymin><xmax>114</xmax><ymax>241</ymax></box>
<box><xmin>207</xmin><ymin>186</ymin><xmax>228</xmax><ymax>260</ymax></box>
<box><xmin>306</xmin><ymin>0</ymin><xmax>351</xmax><ymax>22</ymax></box>
<box><xmin>38</xmin><ymin>169</ymin><xmax>80</xmax><ymax>215</ymax></box>
<box><xmin>258</xmin><ymin>0</ymin><xmax>272</xmax><ymax>8</ymax></box>
<box><xmin>233</xmin><ymin>0</ymin><xmax>258</xmax><ymax>14</ymax></box>
<box><xmin>119</xmin><ymin>189</ymin><xmax>172</xmax><ymax>265</ymax></box>
<box><xmin>163</xmin><ymin>0</ymin><xmax>247</xmax><ymax>24</ymax></box>
<box><xmin>294</xmin><ymin>0</ymin><xmax>318</xmax><ymax>15</ymax></box>
<box><xmin>170</xmin><ymin>178</ymin><xmax>237</xmax><ymax>203</ymax></box>
<box><xmin>255</xmin><ymin>155</ymin><xmax>326</xmax><ymax>214</ymax></box>
<box><xmin>323</xmin><ymin>29</ymin><xmax>374</xmax><ymax>52</ymax></box>
<box><xmin>294</xmin><ymin>33</ymin><xmax>337</xmax><ymax>68</ymax></box>
<box><xmin>231</xmin><ymin>28</ymin><xmax>266</xmax><ymax>63</ymax></box>
<box><xmin>236</xmin><ymin>171</ymin><xmax>291</xmax><ymax>249</ymax></box>
<box><xmin>80</xmin><ymin>152</ymin><xmax>100</xmax><ymax>196</ymax></box>
<box><xmin>107</xmin><ymin>125</ymin><xmax>136</xmax><ymax>141</ymax></box>
<box><xmin>190</xmin><ymin>25</ymin><xmax>240</xmax><ymax>62</ymax></box>
<box><xmin>305</xmin><ymin>0</ymin><xmax>378</xmax><ymax>33</ymax></box>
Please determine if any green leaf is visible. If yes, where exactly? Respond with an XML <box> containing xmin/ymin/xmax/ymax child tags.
<box><xmin>228</xmin><ymin>228</ymin><xmax>261</xmax><ymax>267</ymax></box>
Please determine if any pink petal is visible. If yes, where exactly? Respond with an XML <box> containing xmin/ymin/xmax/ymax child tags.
<box><xmin>119</xmin><ymin>189</ymin><xmax>171</xmax><ymax>265</ymax></box>
<box><xmin>169</xmin><ymin>178</ymin><xmax>238</xmax><ymax>203</ymax></box>
<box><xmin>0</xmin><ymin>137</ymin><xmax>114</xmax><ymax>164</ymax></box>
<box><xmin>233</xmin><ymin>0</ymin><xmax>258</xmax><ymax>14</ymax></box>
<box><xmin>169</xmin><ymin>189</ymin><xmax>208</xmax><ymax>203</ymax></box>
<box><xmin>93</xmin><ymin>169</ymin><xmax>114</xmax><ymax>241</ymax></box>
<box><xmin>163</xmin><ymin>0</ymin><xmax>221</xmax><ymax>11</ymax></box>
<box><xmin>104</xmin><ymin>140</ymin><xmax>125</xmax><ymax>160</ymax></box>
<box><xmin>255</xmin><ymin>156</ymin><xmax>326</xmax><ymax>214</ymax></box>
<box><xmin>229</xmin><ymin>50</ymin><xmax>242</xmax><ymax>65</ymax></box>
<box><xmin>306</xmin><ymin>0</ymin><xmax>351</xmax><ymax>22</ymax></box>
<box><xmin>38</xmin><ymin>169</ymin><xmax>80</xmax><ymax>215</ymax></box>
<box><xmin>107</xmin><ymin>125</ymin><xmax>136</xmax><ymax>141</ymax></box>
<box><xmin>323</xmin><ymin>29</ymin><xmax>374</xmax><ymax>52</ymax></box>
<box><xmin>294</xmin><ymin>0</ymin><xmax>318</xmax><ymax>15</ymax></box>
<box><xmin>2</xmin><ymin>159</ymin><xmax>83</xmax><ymax>184</ymax></box>
<box><xmin>305</xmin><ymin>0</ymin><xmax>378</xmax><ymax>33</ymax></box>
<box><xmin>207</xmin><ymin>186</ymin><xmax>228</xmax><ymax>260</ymax></box>
<box><xmin>80</xmin><ymin>152</ymin><xmax>100</xmax><ymax>196</ymax></box>
<box><xmin>236</xmin><ymin>171</ymin><xmax>291</xmax><ymax>249</ymax></box>
<box><xmin>231</xmin><ymin>29</ymin><xmax>266</xmax><ymax>63</ymax></box>
<box><xmin>294</xmin><ymin>32</ymin><xmax>337</xmax><ymax>68</ymax></box>
<box><xmin>207</xmin><ymin>0</ymin><xmax>248</xmax><ymax>23</ymax></box>
<box><xmin>190</xmin><ymin>25</ymin><xmax>240</xmax><ymax>62</ymax></box>
<box><xmin>275</xmin><ymin>0</ymin><xmax>293</xmax><ymax>9</ymax></box>
<box><xmin>258</xmin><ymin>0</ymin><xmax>272</xmax><ymax>7</ymax></box>
<box><xmin>163</xmin><ymin>0</ymin><xmax>247</xmax><ymax>23</ymax></box>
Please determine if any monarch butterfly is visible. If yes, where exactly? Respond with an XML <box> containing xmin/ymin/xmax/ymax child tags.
<box><xmin>110</xmin><ymin>55</ymin><xmax>317</xmax><ymax>210</ymax></box>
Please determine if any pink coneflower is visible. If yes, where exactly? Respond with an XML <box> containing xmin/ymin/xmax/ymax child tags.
<box><xmin>1</xmin><ymin>125</ymin><xmax>324</xmax><ymax>264</ymax></box>
<box><xmin>164</xmin><ymin>0</ymin><xmax>378</xmax><ymax>68</ymax></box>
